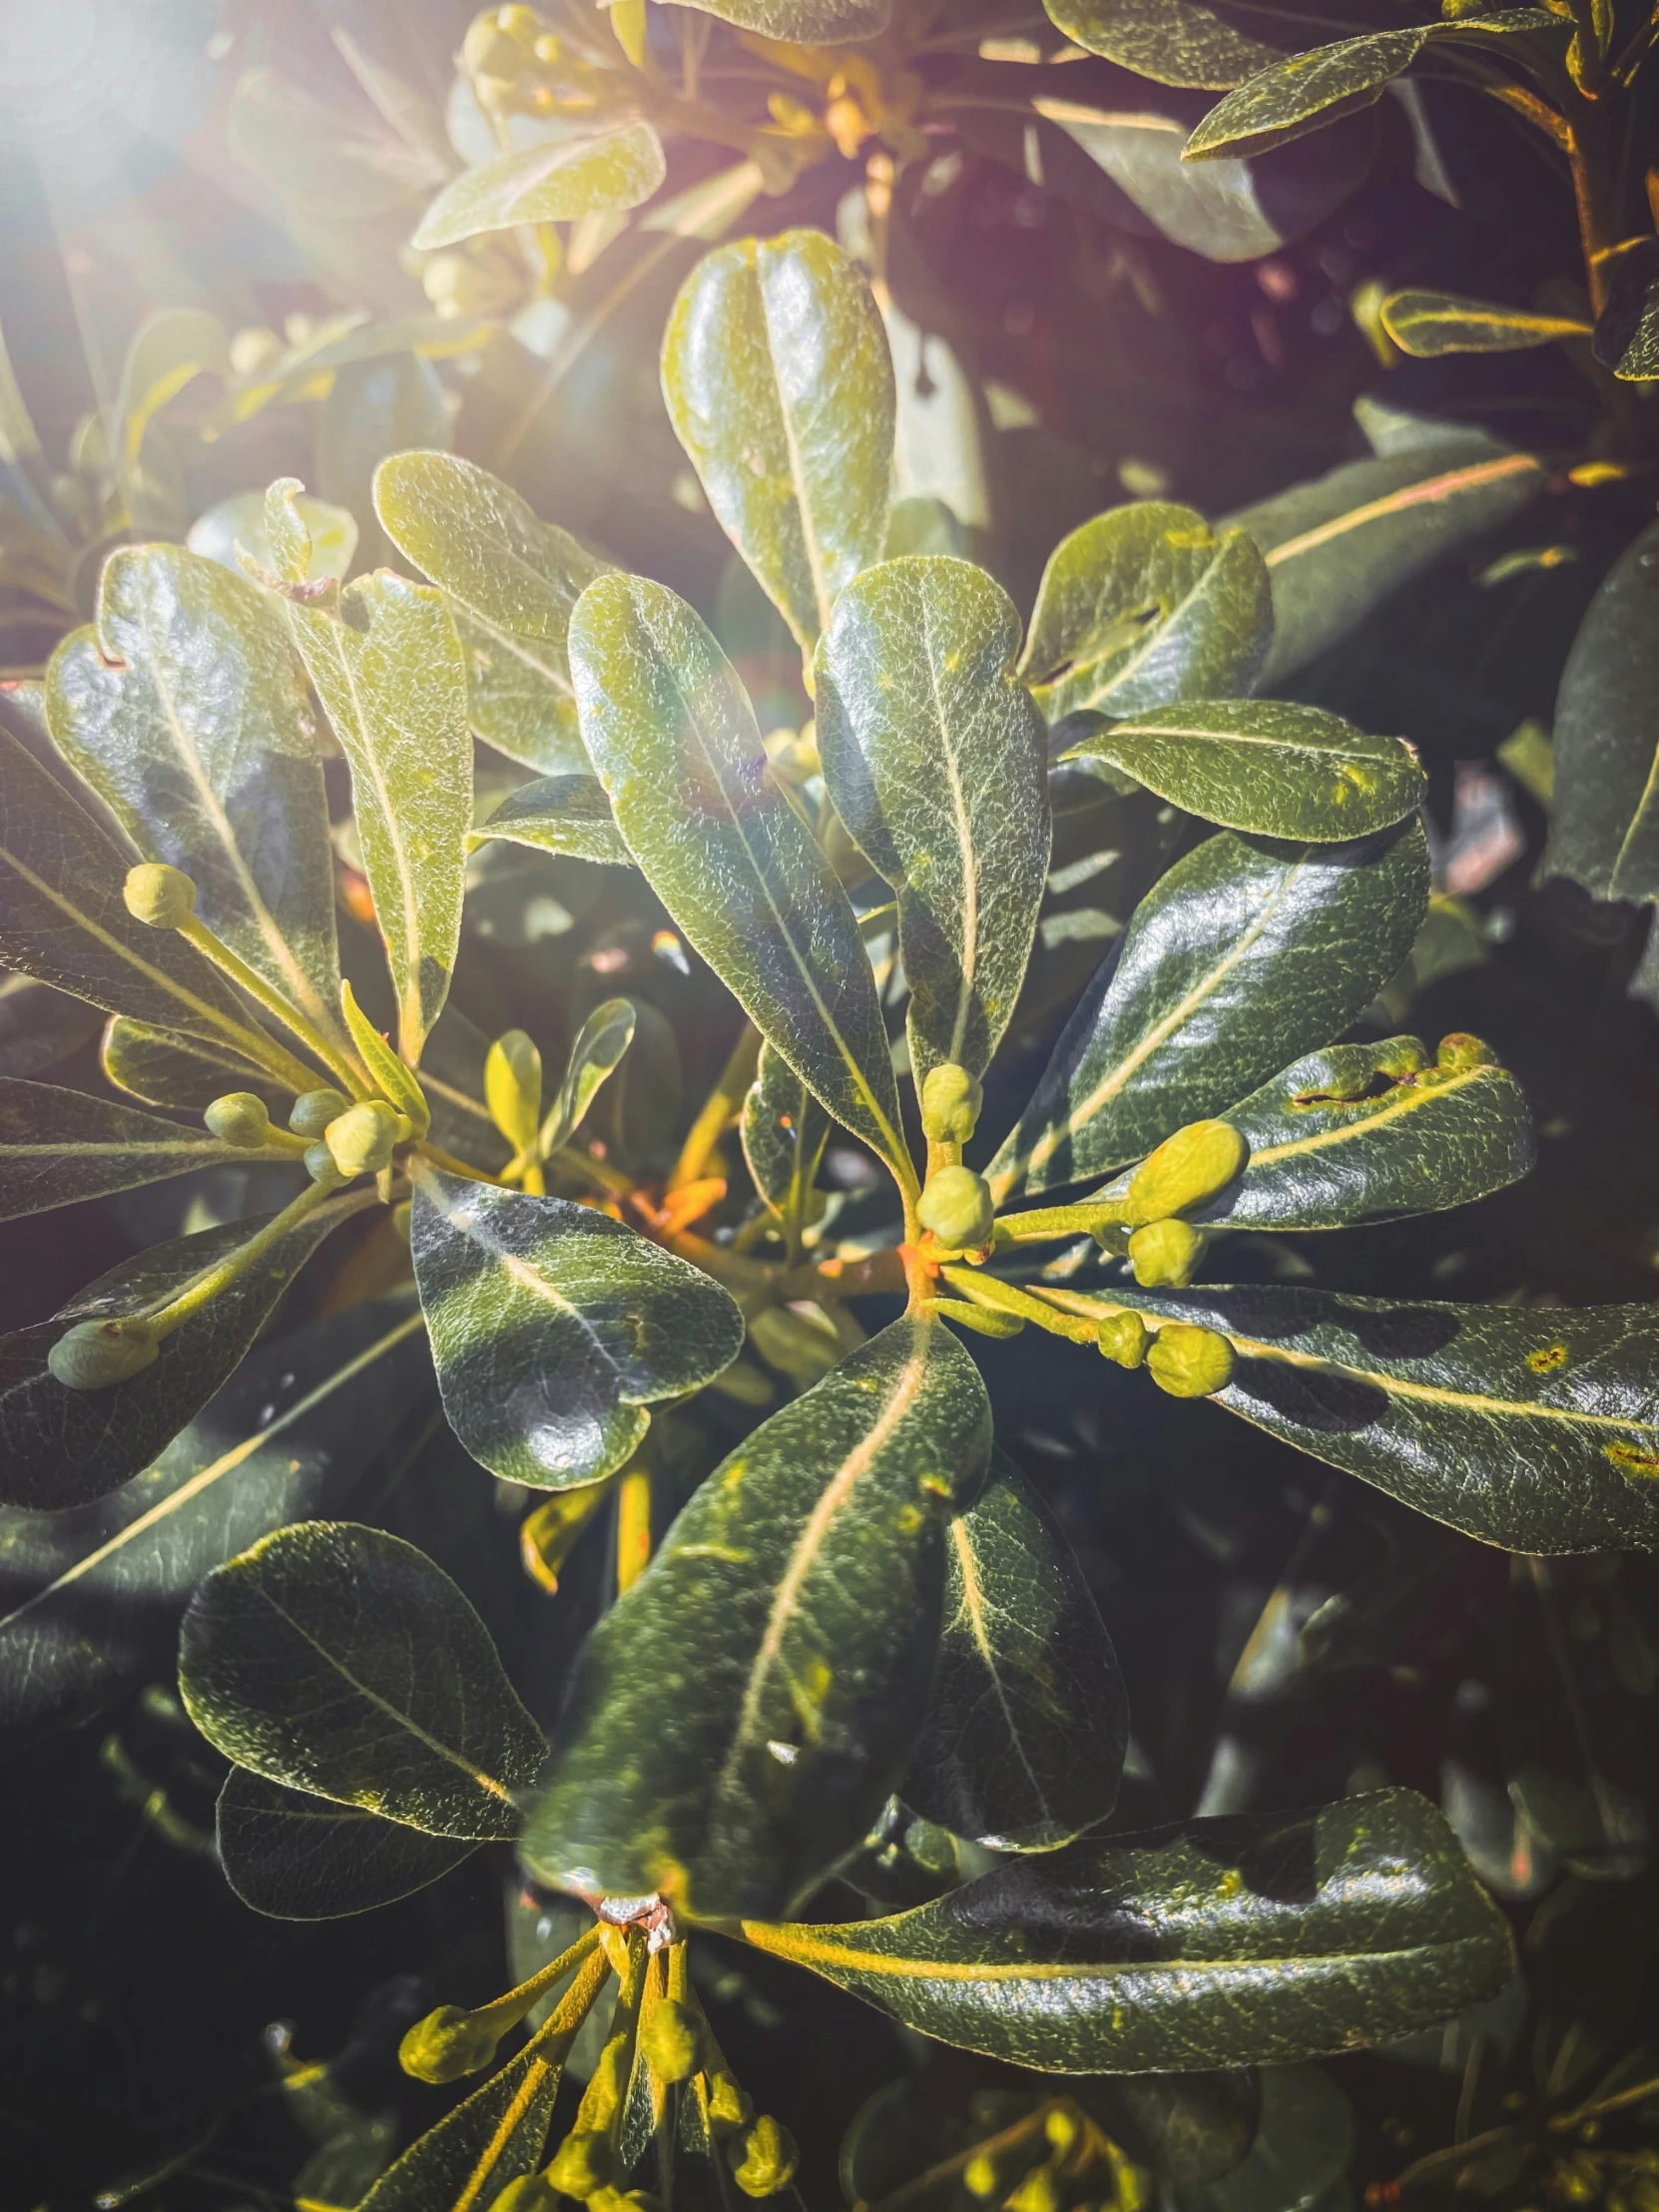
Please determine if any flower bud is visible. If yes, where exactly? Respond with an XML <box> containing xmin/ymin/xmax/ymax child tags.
<box><xmin>1123</xmin><ymin>1119</ymin><xmax>1247</xmax><ymax>1227</ymax></box>
<box><xmin>730</xmin><ymin>2116</ymin><xmax>799</xmax><ymax>2199</ymax></box>
<box><xmin>919</xmin><ymin>1062</ymin><xmax>983</xmax><ymax>1145</ymax></box>
<box><xmin>917</xmin><ymin>1165</ymin><xmax>995</xmax><ymax>1252</ymax></box>
<box><xmin>303</xmin><ymin>1140</ymin><xmax>343</xmax><ymax>1187</ymax></box>
<box><xmin>1004</xmin><ymin>2160</ymin><xmax>1064</xmax><ymax>2212</ymax></box>
<box><xmin>47</xmin><ymin>1317</ymin><xmax>159</xmax><ymax>1390</ymax></box>
<box><xmin>1437</xmin><ymin>1032</ymin><xmax>1495</xmax><ymax>1071</ymax></box>
<box><xmin>1128</xmin><ymin>1219</ymin><xmax>1206</xmax><ymax>1290</ymax></box>
<box><xmin>1096</xmin><ymin>1312</ymin><xmax>1149</xmax><ymax>1369</ymax></box>
<box><xmin>707</xmin><ymin>2072</ymin><xmax>754</xmax><ymax>2137</ymax></box>
<box><xmin>124</xmin><ymin>862</ymin><xmax>197</xmax><ymax>928</ymax></box>
<box><xmin>204</xmin><ymin>1092</ymin><xmax>272</xmax><ymax>1147</ymax></box>
<box><xmin>640</xmin><ymin>1997</ymin><xmax>701</xmax><ymax>2084</ymax></box>
<box><xmin>1146</xmin><ymin>1324</ymin><xmax>1235</xmax><ymax>1399</ymax></box>
<box><xmin>399</xmin><ymin>2003</ymin><xmax>502</xmax><ymax>2084</ymax></box>
<box><xmin>324</xmin><ymin>1100</ymin><xmax>401</xmax><ymax>1179</ymax></box>
<box><xmin>546</xmin><ymin>2131</ymin><xmax>615</xmax><ymax>2199</ymax></box>
<box><xmin>289</xmin><ymin>1087</ymin><xmax>350</xmax><ymax>1137</ymax></box>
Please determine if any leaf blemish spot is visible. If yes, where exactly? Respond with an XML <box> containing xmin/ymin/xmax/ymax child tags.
<box><xmin>1605</xmin><ymin>1441</ymin><xmax>1659</xmax><ymax>1476</ymax></box>
<box><xmin>1527</xmin><ymin>1344</ymin><xmax>1568</xmax><ymax>1374</ymax></box>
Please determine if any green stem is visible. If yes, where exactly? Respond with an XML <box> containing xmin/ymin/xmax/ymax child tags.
<box><xmin>991</xmin><ymin>1197</ymin><xmax>1128</xmax><ymax>1247</ymax></box>
<box><xmin>937</xmin><ymin>1265</ymin><xmax>1097</xmax><ymax>1343</ymax></box>
<box><xmin>175</xmin><ymin>913</ymin><xmax>372</xmax><ymax>1101</ymax></box>
<box><xmin>140</xmin><ymin>1181</ymin><xmax>374</xmax><ymax>1341</ymax></box>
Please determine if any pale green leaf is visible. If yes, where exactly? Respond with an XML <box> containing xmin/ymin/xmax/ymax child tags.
<box><xmin>470</xmin><ymin>775</ymin><xmax>633</xmax><ymax>867</ymax></box>
<box><xmin>413</xmin><ymin>123</ymin><xmax>667</xmax><ymax>251</ymax></box>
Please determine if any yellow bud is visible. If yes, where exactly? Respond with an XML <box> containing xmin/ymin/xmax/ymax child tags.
<box><xmin>920</xmin><ymin>1062</ymin><xmax>983</xmax><ymax>1144</ymax></box>
<box><xmin>1437</xmin><ymin>1032</ymin><xmax>1495</xmax><ymax>1071</ymax></box>
<box><xmin>204</xmin><ymin>1092</ymin><xmax>272</xmax><ymax>1147</ymax></box>
<box><xmin>546</xmin><ymin>2131</ymin><xmax>615</xmax><ymax>2199</ymax></box>
<box><xmin>1127</xmin><ymin>1218</ymin><xmax>1206</xmax><ymax>1290</ymax></box>
<box><xmin>707</xmin><ymin>2072</ymin><xmax>754</xmax><ymax>2137</ymax></box>
<box><xmin>640</xmin><ymin>1997</ymin><xmax>701</xmax><ymax>2084</ymax></box>
<box><xmin>399</xmin><ymin>2003</ymin><xmax>502</xmax><ymax>2084</ymax></box>
<box><xmin>917</xmin><ymin>1165</ymin><xmax>995</xmax><ymax>1252</ymax></box>
<box><xmin>303</xmin><ymin>1139</ymin><xmax>343</xmax><ymax>1187</ymax></box>
<box><xmin>324</xmin><ymin>1101</ymin><xmax>401</xmax><ymax>1179</ymax></box>
<box><xmin>730</xmin><ymin>2116</ymin><xmax>799</xmax><ymax>2199</ymax></box>
<box><xmin>288</xmin><ymin>1087</ymin><xmax>349</xmax><ymax>1138</ymax></box>
<box><xmin>47</xmin><ymin>1317</ymin><xmax>160</xmax><ymax>1390</ymax></box>
<box><xmin>1043</xmin><ymin>2105</ymin><xmax>1079</xmax><ymax>2152</ymax></box>
<box><xmin>124</xmin><ymin>862</ymin><xmax>197</xmax><ymax>928</ymax></box>
<box><xmin>1096</xmin><ymin>1312</ymin><xmax>1149</xmax><ymax>1369</ymax></box>
<box><xmin>1004</xmin><ymin>2160</ymin><xmax>1064</xmax><ymax>2212</ymax></box>
<box><xmin>963</xmin><ymin>2156</ymin><xmax>1000</xmax><ymax>2199</ymax></box>
<box><xmin>1146</xmin><ymin>1324</ymin><xmax>1235</xmax><ymax>1399</ymax></box>
<box><xmin>1123</xmin><ymin>1119</ymin><xmax>1247</xmax><ymax>1227</ymax></box>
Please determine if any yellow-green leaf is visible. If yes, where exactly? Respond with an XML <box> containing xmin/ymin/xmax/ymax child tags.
<box><xmin>1381</xmin><ymin>289</ymin><xmax>1591</xmax><ymax>357</ymax></box>
<box><xmin>412</xmin><ymin>122</ymin><xmax>667</xmax><ymax>251</ymax></box>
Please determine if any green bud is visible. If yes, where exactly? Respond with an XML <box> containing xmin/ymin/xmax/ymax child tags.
<box><xmin>919</xmin><ymin>1062</ymin><xmax>983</xmax><ymax>1144</ymax></box>
<box><xmin>303</xmin><ymin>1139</ymin><xmax>343</xmax><ymax>1187</ymax></box>
<box><xmin>1146</xmin><ymin>1324</ymin><xmax>1235</xmax><ymax>1399</ymax></box>
<box><xmin>546</xmin><ymin>2131</ymin><xmax>616</xmax><ymax>2199</ymax></box>
<box><xmin>1096</xmin><ymin>1312</ymin><xmax>1149</xmax><ymax>1369</ymax></box>
<box><xmin>204</xmin><ymin>1092</ymin><xmax>272</xmax><ymax>1147</ymax></box>
<box><xmin>1123</xmin><ymin>1119</ymin><xmax>1247</xmax><ymax>1227</ymax></box>
<box><xmin>1127</xmin><ymin>1218</ymin><xmax>1206</xmax><ymax>1290</ymax></box>
<box><xmin>707</xmin><ymin>2072</ymin><xmax>754</xmax><ymax>2137</ymax></box>
<box><xmin>288</xmin><ymin>1087</ymin><xmax>350</xmax><ymax>1138</ymax></box>
<box><xmin>47</xmin><ymin>1317</ymin><xmax>159</xmax><ymax>1390</ymax></box>
<box><xmin>399</xmin><ymin>2003</ymin><xmax>502</xmax><ymax>2084</ymax></box>
<box><xmin>639</xmin><ymin>1997</ymin><xmax>701</xmax><ymax>2084</ymax></box>
<box><xmin>324</xmin><ymin>1100</ymin><xmax>401</xmax><ymax>1178</ymax></box>
<box><xmin>1436</xmin><ymin>1032</ymin><xmax>1495</xmax><ymax>1071</ymax></box>
<box><xmin>730</xmin><ymin>2116</ymin><xmax>799</xmax><ymax>2199</ymax></box>
<box><xmin>123</xmin><ymin>862</ymin><xmax>197</xmax><ymax>928</ymax></box>
<box><xmin>487</xmin><ymin>2178</ymin><xmax>558</xmax><ymax>2212</ymax></box>
<box><xmin>917</xmin><ymin>1165</ymin><xmax>995</xmax><ymax>1252</ymax></box>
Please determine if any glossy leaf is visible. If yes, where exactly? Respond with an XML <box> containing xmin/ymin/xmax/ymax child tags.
<box><xmin>217</xmin><ymin>1769</ymin><xmax>477</xmax><ymax>1921</ymax></box>
<box><xmin>0</xmin><ymin>1300</ymin><xmax>429</xmax><ymax>1748</ymax></box>
<box><xmin>188</xmin><ymin>488</ymin><xmax>358</xmax><ymax>584</ymax></box>
<box><xmin>1591</xmin><ymin>241</ymin><xmax>1659</xmax><ymax>382</ymax></box>
<box><xmin>1183</xmin><ymin>28</ymin><xmax>1432</xmax><ymax>161</ymax></box>
<box><xmin>1381</xmin><ymin>289</ymin><xmax>1590</xmax><ymax>357</ymax></box>
<box><xmin>523</xmin><ymin>1313</ymin><xmax>993</xmax><ymax>1921</ymax></box>
<box><xmin>569</xmin><ymin>575</ymin><xmax>911</xmax><ymax>1185</ymax></box>
<box><xmin>101</xmin><ymin>1016</ymin><xmax>275</xmax><ymax>1111</ymax></box>
<box><xmin>179</xmin><ymin>1520</ymin><xmax>547</xmax><ymax>1838</ymax></box>
<box><xmin>900</xmin><ymin>1449</ymin><xmax>1128</xmax><ymax>1853</ymax></box>
<box><xmin>0</xmin><ymin>1202</ymin><xmax>348</xmax><ymax>1511</ymax></box>
<box><xmin>0</xmin><ymin>973</ymin><xmax>101</xmax><ymax>1079</ymax></box>
<box><xmin>1545</xmin><ymin>519</ymin><xmax>1659</xmax><ymax>903</ymax></box>
<box><xmin>1060</xmin><ymin>699</ymin><xmax>1424</xmax><ymax>841</ymax></box>
<box><xmin>539</xmin><ymin>997</ymin><xmax>638</xmax><ymax>1158</ymax></box>
<box><xmin>818</xmin><ymin>557</ymin><xmax>1050</xmax><ymax>1081</ymax></box>
<box><xmin>412</xmin><ymin>122</ymin><xmax>667</xmax><ymax>250</ymax></box>
<box><xmin>989</xmin><ymin>821</ymin><xmax>1429</xmax><ymax>1201</ymax></box>
<box><xmin>281</xmin><ymin>549</ymin><xmax>471</xmax><ymax>1062</ymax></box>
<box><xmin>745</xmin><ymin>1788</ymin><xmax>1512</xmax><ymax>2069</ymax></box>
<box><xmin>0</xmin><ymin>1076</ymin><xmax>298</xmax><ymax>1220</ymax></box>
<box><xmin>742</xmin><ymin>1040</ymin><xmax>830</xmax><ymax>1244</ymax></box>
<box><xmin>375</xmin><ymin>451</ymin><xmax>611</xmax><ymax>776</ymax></box>
<box><xmin>662</xmin><ymin>230</ymin><xmax>894</xmax><ymax>656</ymax></box>
<box><xmin>47</xmin><ymin>546</ymin><xmax>344</xmax><ymax>1049</ymax></box>
<box><xmin>470</xmin><ymin>775</ymin><xmax>633</xmax><ymax>868</ymax></box>
<box><xmin>1020</xmin><ymin>504</ymin><xmax>1272</xmax><ymax>726</ymax></box>
<box><xmin>1043</xmin><ymin>0</ymin><xmax>1305</xmax><ymax>91</ymax></box>
<box><xmin>408</xmin><ymin>1169</ymin><xmax>744</xmax><ymax>1488</ymax></box>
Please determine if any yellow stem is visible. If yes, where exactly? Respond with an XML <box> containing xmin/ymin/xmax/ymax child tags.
<box><xmin>475</xmin><ymin>1923</ymin><xmax>605</xmax><ymax>2039</ymax></box>
<box><xmin>141</xmin><ymin>1181</ymin><xmax>374</xmax><ymax>1340</ymax></box>
<box><xmin>175</xmin><ymin>913</ymin><xmax>371</xmax><ymax>1100</ymax></box>
<box><xmin>669</xmin><ymin>1023</ymin><xmax>762</xmax><ymax>1192</ymax></box>
<box><xmin>616</xmin><ymin>1463</ymin><xmax>653</xmax><ymax>1596</ymax></box>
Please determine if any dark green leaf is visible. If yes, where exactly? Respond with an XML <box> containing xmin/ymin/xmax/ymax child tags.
<box><xmin>523</xmin><ymin>1313</ymin><xmax>993</xmax><ymax>1921</ymax></box>
<box><xmin>539</xmin><ymin>997</ymin><xmax>637</xmax><ymax>1158</ymax></box>
<box><xmin>745</xmin><ymin>1787</ymin><xmax>1512</xmax><ymax>2068</ymax></box>
<box><xmin>569</xmin><ymin>574</ymin><xmax>912</xmax><ymax>1186</ymax></box>
<box><xmin>1061</xmin><ymin>699</ymin><xmax>1424</xmax><ymax>840</ymax></box>
<box><xmin>408</xmin><ymin>1169</ymin><xmax>745</xmax><ymax>1489</ymax></box>
<box><xmin>47</xmin><ymin>546</ymin><xmax>345</xmax><ymax>1054</ymax></box>
<box><xmin>375</xmin><ymin>450</ymin><xmax>611</xmax><ymax>776</ymax></box>
<box><xmin>470</xmin><ymin>775</ymin><xmax>633</xmax><ymax>868</ymax></box>
<box><xmin>1077</xmin><ymin>2072</ymin><xmax>1259</xmax><ymax>2186</ymax></box>
<box><xmin>818</xmin><ymin>556</ymin><xmax>1050</xmax><ymax>1081</ymax></box>
<box><xmin>0</xmin><ymin>1076</ymin><xmax>298</xmax><ymax>1220</ymax></box>
<box><xmin>742</xmin><ymin>1040</ymin><xmax>830</xmax><ymax>1248</ymax></box>
<box><xmin>0</xmin><ymin>1202</ymin><xmax>349</xmax><ymax>1510</ymax></box>
<box><xmin>1591</xmin><ymin>240</ymin><xmax>1659</xmax><ymax>383</ymax></box>
<box><xmin>101</xmin><ymin>1016</ymin><xmax>276</xmax><ymax>1110</ymax></box>
<box><xmin>0</xmin><ymin>1299</ymin><xmax>429</xmax><ymax>1747</ymax></box>
<box><xmin>1381</xmin><ymin>289</ymin><xmax>1590</xmax><ymax>356</ymax></box>
<box><xmin>1169</xmin><ymin>2064</ymin><xmax>1353</xmax><ymax>2210</ymax></box>
<box><xmin>1545</xmin><ymin>519</ymin><xmax>1659</xmax><ymax>903</ymax></box>
<box><xmin>0</xmin><ymin>973</ymin><xmax>101</xmax><ymax>1079</ymax></box>
<box><xmin>1043</xmin><ymin>0</ymin><xmax>1309</xmax><ymax>90</ymax></box>
<box><xmin>179</xmin><ymin>1520</ymin><xmax>547</xmax><ymax>1838</ymax></box>
<box><xmin>1182</xmin><ymin>29</ymin><xmax>1432</xmax><ymax>161</ymax></box>
<box><xmin>216</xmin><ymin>1769</ymin><xmax>477</xmax><ymax>1920</ymax></box>
<box><xmin>412</xmin><ymin>122</ymin><xmax>667</xmax><ymax>250</ymax></box>
<box><xmin>1020</xmin><ymin>504</ymin><xmax>1272</xmax><ymax>725</ymax></box>
<box><xmin>988</xmin><ymin>821</ymin><xmax>1429</xmax><ymax>1201</ymax></box>
<box><xmin>663</xmin><ymin>230</ymin><xmax>894</xmax><ymax>657</ymax></box>
<box><xmin>900</xmin><ymin>1449</ymin><xmax>1127</xmax><ymax>1853</ymax></box>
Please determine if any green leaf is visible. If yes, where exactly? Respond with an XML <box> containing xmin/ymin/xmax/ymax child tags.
<box><xmin>569</xmin><ymin>574</ymin><xmax>912</xmax><ymax>1188</ymax></box>
<box><xmin>673</xmin><ymin>0</ymin><xmax>890</xmax><ymax>34</ymax></box>
<box><xmin>1591</xmin><ymin>240</ymin><xmax>1659</xmax><ymax>382</ymax></box>
<box><xmin>1381</xmin><ymin>289</ymin><xmax>1591</xmax><ymax>357</ymax></box>
<box><xmin>0</xmin><ymin>1203</ymin><xmax>349</xmax><ymax>1511</ymax></box>
<box><xmin>216</xmin><ymin>1769</ymin><xmax>477</xmax><ymax>1921</ymax></box>
<box><xmin>1182</xmin><ymin>28</ymin><xmax>1433</xmax><ymax>161</ymax></box>
<box><xmin>0</xmin><ymin>1299</ymin><xmax>429</xmax><ymax>1748</ymax></box>
<box><xmin>662</xmin><ymin>230</ymin><xmax>894</xmax><ymax>657</ymax></box>
<box><xmin>1020</xmin><ymin>504</ymin><xmax>1272</xmax><ymax>726</ymax></box>
<box><xmin>1043</xmin><ymin>0</ymin><xmax>1307</xmax><ymax>90</ymax></box>
<box><xmin>408</xmin><ymin>1169</ymin><xmax>744</xmax><ymax>1489</ymax></box>
<box><xmin>229</xmin><ymin>65</ymin><xmax>439</xmax><ymax>217</ymax></box>
<box><xmin>375</xmin><ymin>451</ymin><xmax>613</xmax><ymax>777</ymax></box>
<box><xmin>339</xmin><ymin>979</ymin><xmax>430</xmax><ymax>1137</ymax></box>
<box><xmin>1545</xmin><ymin>519</ymin><xmax>1659</xmax><ymax>903</ymax></box>
<box><xmin>1088</xmin><ymin>1283</ymin><xmax>1659</xmax><ymax>1552</ymax></box>
<box><xmin>412</xmin><ymin>122</ymin><xmax>667</xmax><ymax>251</ymax></box>
<box><xmin>818</xmin><ymin>557</ymin><xmax>1051</xmax><ymax>1083</ymax></box>
<box><xmin>470</xmin><ymin>775</ymin><xmax>633</xmax><ymax>867</ymax></box>
<box><xmin>0</xmin><ymin>973</ymin><xmax>102</xmax><ymax>1080</ymax></box>
<box><xmin>214</xmin><ymin>312</ymin><xmax>491</xmax><ymax>432</ymax></box>
<box><xmin>280</xmin><ymin>542</ymin><xmax>471</xmax><ymax>1063</ymax></box>
<box><xmin>47</xmin><ymin>545</ymin><xmax>345</xmax><ymax>1052</ymax></box>
<box><xmin>1060</xmin><ymin>699</ymin><xmax>1424</xmax><ymax>841</ymax></box>
<box><xmin>116</xmin><ymin>309</ymin><xmax>230</xmax><ymax>472</ymax></box>
<box><xmin>745</xmin><ymin>1787</ymin><xmax>1512</xmax><ymax>2068</ymax></box>
<box><xmin>101</xmin><ymin>1017</ymin><xmax>275</xmax><ymax>1110</ymax></box>
<box><xmin>539</xmin><ymin>997</ymin><xmax>638</xmax><ymax>1158</ymax></box>
<box><xmin>0</xmin><ymin>1076</ymin><xmax>299</xmax><ymax>1221</ymax></box>
<box><xmin>900</xmin><ymin>1448</ymin><xmax>1127</xmax><ymax>1853</ymax></box>
<box><xmin>179</xmin><ymin>1521</ymin><xmax>547</xmax><ymax>1838</ymax></box>
<box><xmin>523</xmin><ymin>1312</ymin><xmax>993</xmax><ymax>1921</ymax></box>
<box><xmin>742</xmin><ymin>1039</ymin><xmax>830</xmax><ymax>1248</ymax></box>
<box><xmin>989</xmin><ymin>821</ymin><xmax>1428</xmax><ymax>1201</ymax></box>
<box><xmin>188</xmin><ymin>488</ymin><xmax>358</xmax><ymax>584</ymax></box>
